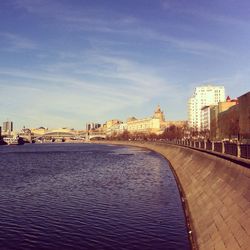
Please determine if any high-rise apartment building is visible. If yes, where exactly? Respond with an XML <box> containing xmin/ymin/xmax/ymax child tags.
<box><xmin>188</xmin><ymin>85</ymin><xmax>225</xmax><ymax>130</ymax></box>
<box><xmin>2</xmin><ymin>121</ymin><xmax>13</xmax><ymax>135</ymax></box>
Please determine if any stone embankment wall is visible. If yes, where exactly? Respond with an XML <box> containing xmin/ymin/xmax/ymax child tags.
<box><xmin>108</xmin><ymin>141</ymin><xmax>250</xmax><ymax>250</ymax></box>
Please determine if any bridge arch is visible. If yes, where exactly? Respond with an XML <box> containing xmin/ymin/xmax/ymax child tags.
<box><xmin>89</xmin><ymin>135</ymin><xmax>106</xmax><ymax>140</ymax></box>
<box><xmin>43</xmin><ymin>131</ymin><xmax>75</xmax><ymax>139</ymax></box>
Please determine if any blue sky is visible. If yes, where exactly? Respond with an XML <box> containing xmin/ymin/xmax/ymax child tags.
<box><xmin>0</xmin><ymin>0</ymin><xmax>249</xmax><ymax>129</ymax></box>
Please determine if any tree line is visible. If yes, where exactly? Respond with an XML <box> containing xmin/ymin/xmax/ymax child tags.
<box><xmin>107</xmin><ymin>125</ymin><xmax>185</xmax><ymax>141</ymax></box>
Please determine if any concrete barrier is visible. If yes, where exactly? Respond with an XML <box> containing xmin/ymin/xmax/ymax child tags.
<box><xmin>105</xmin><ymin>141</ymin><xmax>250</xmax><ymax>250</ymax></box>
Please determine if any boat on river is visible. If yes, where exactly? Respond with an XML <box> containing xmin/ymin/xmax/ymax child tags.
<box><xmin>3</xmin><ymin>136</ymin><xmax>24</xmax><ymax>145</ymax></box>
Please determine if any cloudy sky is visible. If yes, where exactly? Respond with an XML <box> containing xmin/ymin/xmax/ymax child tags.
<box><xmin>0</xmin><ymin>0</ymin><xmax>249</xmax><ymax>129</ymax></box>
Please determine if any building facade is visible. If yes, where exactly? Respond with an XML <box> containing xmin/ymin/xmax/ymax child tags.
<box><xmin>188</xmin><ymin>85</ymin><xmax>225</xmax><ymax>131</ymax></box>
<box><xmin>86</xmin><ymin>122</ymin><xmax>101</xmax><ymax>131</ymax></box>
<box><xmin>209</xmin><ymin>93</ymin><xmax>248</xmax><ymax>141</ymax></box>
<box><xmin>201</xmin><ymin>105</ymin><xmax>213</xmax><ymax>131</ymax></box>
<box><xmin>238</xmin><ymin>91</ymin><xmax>250</xmax><ymax>140</ymax></box>
<box><xmin>2</xmin><ymin>121</ymin><xmax>13</xmax><ymax>135</ymax></box>
<box><xmin>30</xmin><ymin>127</ymin><xmax>48</xmax><ymax>136</ymax></box>
<box><xmin>217</xmin><ymin>105</ymin><xmax>239</xmax><ymax>140</ymax></box>
<box><xmin>106</xmin><ymin>120</ymin><xmax>122</xmax><ymax>129</ymax></box>
<box><xmin>106</xmin><ymin>106</ymin><xmax>167</xmax><ymax>136</ymax></box>
<box><xmin>210</xmin><ymin>97</ymin><xmax>238</xmax><ymax>140</ymax></box>
<box><xmin>202</xmin><ymin>97</ymin><xmax>238</xmax><ymax>133</ymax></box>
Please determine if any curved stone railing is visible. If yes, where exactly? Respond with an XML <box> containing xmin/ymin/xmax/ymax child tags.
<box><xmin>103</xmin><ymin>141</ymin><xmax>250</xmax><ymax>250</ymax></box>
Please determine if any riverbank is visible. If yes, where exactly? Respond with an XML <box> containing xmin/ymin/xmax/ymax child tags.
<box><xmin>98</xmin><ymin>141</ymin><xmax>250</xmax><ymax>250</ymax></box>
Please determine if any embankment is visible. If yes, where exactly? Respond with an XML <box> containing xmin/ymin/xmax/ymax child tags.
<box><xmin>104</xmin><ymin>141</ymin><xmax>250</xmax><ymax>250</ymax></box>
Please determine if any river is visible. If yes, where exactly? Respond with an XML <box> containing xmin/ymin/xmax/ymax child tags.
<box><xmin>0</xmin><ymin>143</ymin><xmax>190</xmax><ymax>249</ymax></box>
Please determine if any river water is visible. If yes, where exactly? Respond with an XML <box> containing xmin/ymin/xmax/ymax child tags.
<box><xmin>0</xmin><ymin>143</ymin><xmax>190</xmax><ymax>250</ymax></box>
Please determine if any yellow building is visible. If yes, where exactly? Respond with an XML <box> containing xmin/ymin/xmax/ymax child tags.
<box><xmin>210</xmin><ymin>96</ymin><xmax>238</xmax><ymax>140</ymax></box>
<box><xmin>218</xmin><ymin>96</ymin><xmax>238</xmax><ymax>113</ymax></box>
<box><xmin>106</xmin><ymin>119</ymin><xmax>122</xmax><ymax>129</ymax></box>
<box><xmin>127</xmin><ymin>117</ymin><xmax>162</xmax><ymax>134</ymax></box>
<box><xmin>106</xmin><ymin>106</ymin><xmax>188</xmax><ymax>136</ymax></box>
<box><xmin>106</xmin><ymin>106</ymin><xmax>166</xmax><ymax>135</ymax></box>
<box><xmin>127</xmin><ymin>106</ymin><xmax>166</xmax><ymax>134</ymax></box>
<box><xmin>30</xmin><ymin>127</ymin><xmax>48</xmax><ymax>136</ymax></box>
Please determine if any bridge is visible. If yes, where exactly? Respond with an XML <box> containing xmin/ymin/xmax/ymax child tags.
<box><xmin>85</xmin><ymin>132</ymin><xmax>107</xmax><ymax>140</ymax></box>
<box><xmin>19</xmin><ymin>130</ymin><xmax>107</xmax><ymax>142</ymax></box>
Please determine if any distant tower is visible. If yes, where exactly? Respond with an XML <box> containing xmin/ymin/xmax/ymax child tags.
<box><xmin>153</xmin><ymin>105</ymin><xmax>165</xmax><ymax>122</ymax></box>
<box><xmin>3</xmin><ymin>121</ymin><xmax>13</xmax><ymax>135</ymax></box>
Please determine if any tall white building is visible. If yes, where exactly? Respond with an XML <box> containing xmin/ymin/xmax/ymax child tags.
<box><xmin>188</xmin><ymin>85</ymin><xmax>225</xmax><ymax>130</ymax></box>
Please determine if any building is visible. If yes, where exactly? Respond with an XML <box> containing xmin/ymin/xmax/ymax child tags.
<box><xmin>210</xmin><ymin>105</ymin><xmax>219</xmax><ymax>140</ymax></box>
<box><xmin>218</xmin><ymin>96</ymin><xmax>238</xmax><ymax>113</ymax></box>
<box><xmin>210</xmin><ymin>96</ymin><xmax>238</xmax><ymax>139</ymax></box>
<box><xmin>188</xmin><ymin>85</ymin><xmax>225</xmax><ymax>130</ymax></box>
<box><xmin>126</xmin><ymin>105</ymin><xmax>166</xmax><ymax>134</ymax></box>
<box><xmin>30</xmin><ymin>127</ymin><xmax>48</xmax><ymax>136</ymax></box>
<box><xmin>106</xmin><ymin>122</ymin><xmax>127</xmax><ymax>136</ymax></box>
<box><xmin>238</xmin><ymin>91</ymin><xmax>250</xmax><ymax>140</ymax></box>
<box><xmin>2</xmin><ymin>121</ymin><xmax>13</xmax><ymax>135</ymax></box>
<box><xmin>210</xmin><ymin>93</ymin><xmax>249</xmax><ymax>141</ymax></box>
<box><xmin>106</xmin><ymin>106</ymin><xmax>189</xmax><ymax>137</ymax></box>
<box><xmin>106</xmin><ymin>120</ymin><xmax>122</xmax><ymax>129</ymax></box>
<box><xmin>86</xmin><ymin>122</ymin><xmax>101</xmax><ymax>131</ymax></box>
<box><xmin>126</xmin><ymin>117</ymin><xmax>161</xmax><ymax>134</ymax></box>
<box><xmin>201</xmin><ymin>105</ymin><xmax>213</xmax><ymax>131</ymax></box>
<box><xmin>202</xmin><ymin>96</ymin><xmax>238</xmax><ymax>132</ymax></box>
<box><xmin>153</xmin><ymin>105</ymin><xmax>165</xmax><ymax>121</ymax></box>
<box><xmin>217</xmin><ymin>104</ymin><xmax>239</xmax><ymax>140</ymax></box>
<box><xmin>106</xmin><ymin>106</ymin><xmax>167</xmax><ymax>136</ymax></box>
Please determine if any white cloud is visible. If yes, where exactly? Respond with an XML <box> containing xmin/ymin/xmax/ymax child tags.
<box><xmin>0</xmin><ymin>51</ymin><xmax>174</xmax><ymax>128</ymax></box>
<box><xmin>10</xmin><ymin>0</ymin><xmax>233</xmax><ymax>58</ymax></box>
<box><xmin>0</xmin><ymin>32</ymin><xmax>37</xmax><ymax>51</ymax></box>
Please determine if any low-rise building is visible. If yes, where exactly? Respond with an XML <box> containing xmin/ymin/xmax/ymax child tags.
<box><xmin>107</xmin><ymin>106</ymin><xmax>167</xmax><ymax>136</ymax></box>
<box><xmin>125</xmin><ymin>106</ymin><xmax>166</xmax><ymax>135</ymax></box>
<box><xmin>210</xmin><ymin>93</ymin><xmax>249</xmax><ymax>140</ymax></box>
<box><xmin>238</xmin><ymin>91</ymin><xmax>250</xmax><ymax>140</ymax></box>
<box><xmin>106</xmin><ymin>106</ymin><xmax>189</xmax><ymax>137</ymax></box>
<box><xmin>209</xmin><ymin>97</ymin><xmax>238</xmax><ymax>139</ymax></box>
<box><xmin>218</xmin><ymin>104</ymin><xmax>239</xmax><ymax>140</ymax></box>
<box><xmin>106</xmin><ymin>119</ymin><xmax>122</xmax><ymax>129</ymax></box>
<box><xmin>30</xmin><ymin>127</ymin><xmax>48</xmax><ymax>136</ymax></box>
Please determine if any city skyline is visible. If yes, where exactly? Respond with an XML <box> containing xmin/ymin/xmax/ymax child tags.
<box><xmin>0</xmin><ymin>0</ymin><xmax>249</xmax><ymax>129</ymax></box>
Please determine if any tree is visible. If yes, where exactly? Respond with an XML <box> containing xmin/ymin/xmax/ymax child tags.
<box><xmin>160</xmin><ymin>125</ymin><xmax>183</xmax><ymax>140</ymax></box>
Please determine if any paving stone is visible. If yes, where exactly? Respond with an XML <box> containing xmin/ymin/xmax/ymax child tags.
<box><xmin>238</xmin><ymin>213</ymin><xmax>250</xmax><ymax>236</ymax></box>
<box><xmin>214</xmin><ymin>241</ymin><xmax>226</xmax><ymax>250</ymax></box>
